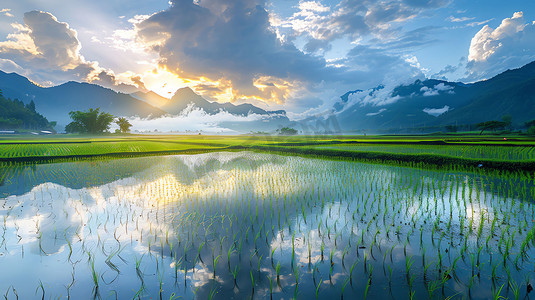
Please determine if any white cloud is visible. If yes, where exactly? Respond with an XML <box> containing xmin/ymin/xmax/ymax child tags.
<box><xmin>366</xmin><ymin>108</ymin><xmax>387</xmax><ymax>116</ymax></box>
<box><xmin>334</xmin><ymin>67</ymin><xmax>424</xmax><ymax>110</ymax></box>
<box><xmin>423</xmin><ymin>105</ymin><xmax>450</xmax><ymax>116</ymax></box>
<box><xmin>0</xmin><ymin>11</ymin><xmax>145</xmax><ymax>92</ymax></box>
<box><xmin>468</xmin><ymin>12</ymin><xmax>526</xmax><ymax>62</ymax></box>
<box><xmin>272</xmin><ymin>0</ymin><xmax>449</xmax><ymax>53</ymax></box>
<box><xmin>447</xmin><ymin>16</ymin><xmax>475</xmax><ymax>23</ymax></box>
<box><xmin>344</xmin><ymin>85</ymin><xmax>402</xmax><ymax>107</ymax></box>
<box><xmin>420</xmin><ymin>83</ymin><xmax>454</xmax><ymax>96</ymax></box>
<box><xmin>465</xmin><ymin>19</ymin><xmax>492</xmax><ymax>28</ymax></box>
<box><xmin>126</xmin><ymin>104</ymin><xmax>285</xmax><ymax>133</ymax></box>
<box><xmin>466</xmin><ymin>11</ymin><xmax>535</xmax><ymax>81</ymax></box>
<box><xmin>298</xmin><ymin>1</ymin><xmax>330</xmax><ymax>14</ymax></box>
<box><xmin>0</xmin><ymin>9</ymin><xmax>14</xmax><ymax>17</ymax></box>
<box><xmin>0</xmin><ymin>58</ymin><xmax>24</xmax><ymax>73</ymax></box>
<box><xmin>404</xmin><ymin>55</ymin><xmax>430</xmax><ymax>73</ymax></box>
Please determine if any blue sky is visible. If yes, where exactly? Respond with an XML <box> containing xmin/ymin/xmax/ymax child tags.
<box><xmin>0</xmin><ymin>0</ymin><xmax>534</xmax><ymax>116</ymax></box>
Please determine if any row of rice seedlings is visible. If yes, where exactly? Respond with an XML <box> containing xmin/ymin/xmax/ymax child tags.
<box><xmin>318</xmin><ymin>143</ymin><xmax>535</xmax><ymax>161</ymax></box>
<box><xmin>0</xmin><ymin>152</ymin><xmax>533</xmax><ymax>298</ymax></box>
<box><xmin>0</xmin><ymin>140</ymin><xmax>223</xmax><ymax>158</ymax></box>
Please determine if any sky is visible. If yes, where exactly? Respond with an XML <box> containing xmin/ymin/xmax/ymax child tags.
<box><xmin>0</xmin><ymin>0</ymin><xmax>534</xmax><ymax>118</ymax></box>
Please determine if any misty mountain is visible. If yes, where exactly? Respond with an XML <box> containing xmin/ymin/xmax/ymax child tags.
<box><xmin>0</xmin><ymin>70</ymin><xmax>165</xmax><ymax>128</ymax></box>
<box><xmin>336</xmin><ymin>61</ymin><xmax>535</xmax><ymax>132</ymax></box>
<box><xmin>0</xmin><ymin>70</ymin><xmax>291</xmax><ymax>133</ymax></box>
<box><xmin>133</xmin><ymin>87</ymin><xmax>292</xmax><ymax>132</ymax></box>
<box><xmin>158</xmin><ymin>87</ymin><xmax>287</xmax><ymax>116</ymax></box>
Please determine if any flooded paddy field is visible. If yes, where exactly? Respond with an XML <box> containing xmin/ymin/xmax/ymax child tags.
<box><xmin>0</xmin><ymin>152</ymin><xmax>534</xmax><ymax>299</ymax></box>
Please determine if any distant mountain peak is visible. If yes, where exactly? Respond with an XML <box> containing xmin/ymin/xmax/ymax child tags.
<box><xmin>173</xmin><ymin>86</ymin><xmax>197</xmax><ymax>97</ymax></box>
<box><xmin>131</xmin><ymin>90</ymin><xmax>170</xmax><ymax>108</ymax></box>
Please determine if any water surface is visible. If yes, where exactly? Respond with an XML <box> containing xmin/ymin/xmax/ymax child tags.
<box><xmin>0</xmin><ymin>152</ymin><xmax>534</xmax><ymax>299</ymax></box>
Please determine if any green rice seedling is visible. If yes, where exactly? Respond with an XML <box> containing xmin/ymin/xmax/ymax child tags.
<box><xmin>250</xmin><ymin>271</ymin><xmax>255</xmax><ymax>295</ymax></box>
<box><xmin>364</xmin><ymin>277</ymin><xmax>372</xmax><ymax>300</ymax></box>
<box><xmin>158</xmin><ymin>270</ymin><xmax>164</xmax><ymax>299</ymax></box>
<box><xmin>451</xmin><ymin>255</ymin><xmax>462</xmax><ymax>275</ymax></box>
<box><xmin>207</xmin><ymin>284</ymin><xmax>219</xmax><ymax>300</ymax></box>
<box><xmin>212</xmin><ymin>255</ymin><xmax>221</xmax><ymax>277</ymax></box>
<box><xmin>271</xmin><ymin>247</ymin><xmax>277</xmax><ymax>266</ymax></box>
<box><xmin>509</xmin><ymin>280</ymin><xmax>521</xmax><ymax>300</ymax></box>
<box><xmin>38</xmin><ymin>232</ymin><xmax>48</xmax><ymax>255</ymax></box>
<box><xmin>257</xmin><ymin>254</ymin><xmax>263</xmax><ymax>272</ymax></box>
<box><xmin>329</xmin><ymin>249</ymin><xmax>335</xmax><ymax>267</ymax></box>
<box><xmin>492</xmin><ymin>283</ymin><xmax>506</xmax><ymax>300</ymax></box>
<box><xmin>341</xmin><ymin>278</ymin><xmax>350</xmax><ymax>300</ymax></box>
<box><xmin>35</xmin><ymin>280</ymin><xmax>45</xmax><ymax>300</ymax></box>
<box><xmin>426</xmin><ymin>279</ymin><xmax>442</xmax><ymax>299</ymax></box>
<box><xmin>90</xmin><ymin>258</ymin><xmax>99</xmax><ymax>289</ymax></box>
<box><xmin>405</xmin><ymin>256</ymin><xmax>413</xmax><ymax>282</ymax></box>
<box><xmin>268</xmin><ymin>276</ymin><xmax>273</xmax><ymax>298</ymax></box>
<box><xmin>132</xmin><ymin>285</ymin><xmax>145</xmax><ymax>299</ymax></box>
<box><xmin>491</xmin><ymin>261</ymin><xmax>499</xmax><ymax>283</ymax></box>
<box><xmin>65</xmin><ymin>233</ymin><xmax>73</xmax><ymax>262</ymax></box>
<box><xmin>197</xmin><ymin>242</ymin><xmax>205</xmax><ymax>263</ymax></box>
<box><xmin>276</xmin><ymin>262</ymin><xmax>281</xmax><ymax>284</ymax></box>
<box><xmin>315</xmin><ymin>280</ymin><xmax>322</xmax><ymax>299</ymax></box>
<box><xmin>295</xmin><ymin>265</ymin><xmax>299</xmax><ymax>285</ymax></box>
<box><xmin>476</xmin><ymin>246</ymin><xmax>483</xmax><ymax>266</ymax></box>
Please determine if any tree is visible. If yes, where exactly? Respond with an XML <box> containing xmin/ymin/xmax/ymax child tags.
<box><xmin>277</xmin><ymin>127</ymin><xmax>298</xmax><ymax>135</ymax></box>
<box><xmin>525</xmin><ymin>119</ymin><xmax>535</xmax><ymax>128</ymax></box>
<box><xmin>526</xmin><ymin>119</ymin><xmax>535</xmax><ymax>135</ymax></box>
<box><xmin>65</xmin><ymin>108</ymin><xmax>114</xmax><ymax>134</ymax></box>
<box><xmin>501</xmin><ymin>114</ymin><xmax>512</xmax><ymax>131</ymax></box>
<box><xmin>115</xmin><ymin>117</ymin><xmax>132</xmax><ymax>134</ymax></box>
<box><xmin>25</xmin><ymin>100</ymin><xmax>36</xmax><ymax>112</ymax></box>
<box><xmin>0</xmin><ymin>89</ymin><xmax>52</xmax><ymax>130</ymax></box>
<box><xmin>476</xmin><ymin>120</ymin><xmax>507</xmax><ymax>135</ymax></box>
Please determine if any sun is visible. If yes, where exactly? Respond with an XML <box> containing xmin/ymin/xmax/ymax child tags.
<box><xmin>141</xmin><ymin>67</ymin><xmax>190</xmax><ymax>98</ymax></box>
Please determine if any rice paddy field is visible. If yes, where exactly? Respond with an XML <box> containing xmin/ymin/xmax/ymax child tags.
<box><xmin>1</xmin><ymin>134</ymin><xmax>534</xmax><ymax>166</ymax></box>
<box><xmin>0</xmin><ymin>135</ymin><xmax>535</xmax><ymax>299</ymax></box>
<box><xmin>313</xmin><ymin>144</ymin><xmax>535</xmax><ymax>161</ymax></box>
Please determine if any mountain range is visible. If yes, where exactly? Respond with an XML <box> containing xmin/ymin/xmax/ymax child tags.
<box><xmin>133</xmin><ymin>86</ymin><xmax>286</xmax><ymax>116</ymax></box>
<box><xmin>334</xmin><ymin>61</ymin><xmax>535</xmax><ymax>133</ymax></box>
<box><xmin>1</xmin><ymin>60</ymin><xmax>534</xmax><ymax>134</ymax></box>
<box><xmin>0</xmin><ymin>71</ymin><xmax>290</xmax><ymax>132</ymax></box>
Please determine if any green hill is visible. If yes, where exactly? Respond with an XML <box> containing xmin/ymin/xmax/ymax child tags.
<box><xmin>0</xmin><ymin>89</ymin><xmax>53</xmax><ymax>131</ymax></box>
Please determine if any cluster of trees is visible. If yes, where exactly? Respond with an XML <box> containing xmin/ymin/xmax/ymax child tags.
<box><xmin>65</xmin><ymin>108</ymin><xmax>132</xmax><ymax>134</ymax></box>
<box><xmin>0</xmin><ymin>90</ymin><xmax>54</xmax><ymax>130</ymax></box>
<box><xmin>474</xmin><ymin>114</ymin><xmax>535</xmax><ymax>135</ymax></box>
<box><xmin>476</xmin><ymin>115</ymin><xmax>513</xmax><ymax>135</ymax></box>
<box><xmin>277</xmin><ymin>127</ymin><xmax>298</xmax><ymax>135</ymax></box>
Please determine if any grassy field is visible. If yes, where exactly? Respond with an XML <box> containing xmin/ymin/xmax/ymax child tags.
<box><xmin>0</xmin><ymin>134</ymin><xmax>534</xmax><ymax>171</ymax></box>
